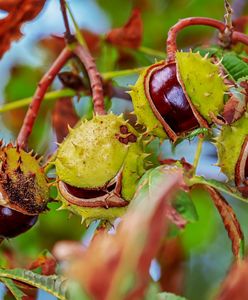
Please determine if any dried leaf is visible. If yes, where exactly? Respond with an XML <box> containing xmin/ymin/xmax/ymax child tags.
<box><xmin>157</xmin><ymin>238</ymin><xmax>185</xmax><ymax>295</ymax></box>
<box><xmin>58</xmin><ymin>72</ymin><xmax>85</xmax><ymax>91</ymax></box>
<box><xmin>203</xmin><ymin>186</ymin><xmax>244</xmax><ymax>258</ymax></box>
<box><xmin>29</xmin><ymin>251</ymin><xmax>57</xmax><ymax>276</ymax></box>
<box><xmin>233</xmin><ymin>16</ymin><xmax>248</xmax><ymax>33</ymax></box>
<box><xmin>52</xmin><ymin>97</ymin><xmax>79</xmax><ymax>143</ymax></box>
<box><xmin>105</xmin><ymin>9</ymin><xmax>143</xmax><ymax>49</ymax></box>
<box><xmin>222</xmin><ymin>91</ymin><xmax>247</xmax><ymax>124</ymax></box>
<box><xmin>235</xmin><ymin>136</ymin><xmax>248</xmax><ymax>197</ymax></box>
<box><xmin>216</xmin><ymin>258</ymin><xmax>248</xmax><ymax>300</ymax></box>
<box><xmin>40</xmin><ymin>30</ymin><xmax>101</xmax><ymax>58</ymax></box>
<box><xmin>0</xmin><ymin>0</ymin><xmax>46</xmax><ymax>58</ymax></box>
<box><xmin>0</xmin><ymin>0</ymin><xmax>21</xmax><ymax>12</ymax></box>
<box><xmin>67</xmin><ymin>170</ymin><xmax>184</xmax><ymax>300</ymax></box>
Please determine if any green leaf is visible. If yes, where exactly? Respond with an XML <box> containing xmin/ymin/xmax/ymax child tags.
<box><xmin>0</xmin><ymin>268</ymin><xmax>68</xmax><ymax>300</ymax></box>
<box><xmin>157</xmin><ymin>292</ymin><xmax>188</xmax><ymax>300</ymax></box>
<box><xmin>0</xmin><ymin>278</ymin><xmax>26</xmax><ymax>300</ymax></box>
<box><xmin>193</xmin><ymin>46</ymin><xmax>221</xmax><ymax>57</ymax></box>
<box><xmin>173</xmin><ymin>190</ymin><xmax>198</xmax><ymax>223</ymax></box>
<box><xmin>135</xmin><ymin>166</ymin><xmax>198</xmax><ymax>222</ymax></box>
<box><xmin>221</xmin><ymin>53</ymin><xmax>248</xmax><ymax>81</ymax></box>
<box><xmin>189</xmin><ymin>176</ymin><xmax>247</xmax><ymax>202</ymax></box>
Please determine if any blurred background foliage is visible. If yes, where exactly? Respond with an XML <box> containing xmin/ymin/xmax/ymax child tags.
<box><xmin>0</xmin><ymin>0</ymin><xmax>248</xmax><ymax>299</ymax></box>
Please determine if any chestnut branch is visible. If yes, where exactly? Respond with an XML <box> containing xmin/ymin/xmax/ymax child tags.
<box><xmin>17</xmin><ymin>47</ymin><xmax>73</xmax><ymax>148</ymax></box>
<box><xmin>73</xmin><ymin>44</ymin><xmax>106</xmax><ymax>115</ymax></box>
<box><xmin>166</xmin><ymin>17</ymin><xmax>248</xmax><ymax>63</ymax></box>
<box><xmin>17</xmin><ymin>42</ymin><xmax>106</xmax><ymax>148</ymax></box>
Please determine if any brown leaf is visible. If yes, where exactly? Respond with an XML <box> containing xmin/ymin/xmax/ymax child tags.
<box><xmin>0</xmin><ymin>0</ymin><xmax>46</xmax><ymax>58</ymax></box>
<box><xmin>204</xmin><ymin>186</ymin><xmax>244</xmax><ymax>257</ymax></box>
<box><xmin>67</xmin><ymin>170</ymin><xmax>184</xmax><ymax>300</ymax></box>
<box><xmin>40</xmin><ymin>29</ymin><xmax>101</xmax><ymax>59</ymax></box>
<box><xmin>0</xmin><ymin>0</ymin><xmax>20</xmax><ymax>12</ymax></box>
<box><xmin>216</xmin><ymin>258</ymin><xmax>248</xmax><ymax>300</ymax></box>
<box><xmin>223</xmin><ymin>93</ymin><xmax>247</xmax><ymax>124</ymax></box>
<box><xmin>105</xmin><ymin>9</ymin><xmax>143</xmax><ymax>49</ymax></box>
<box><xmin>233</xmin><ymin>16</ymin><xmax>248</xmax><ymax>33</ymax></box>
<box><xmin>52</xmin><ymin>97</ymin><xmax>79</xmax><ymax>143</ymax></box>
<box><xmin>29</xmin><ymin>252</ymin><xmax>57</xmax><ymax>276</ymax></box>
<box><xmin>157</xmin><ymin>237</ymin><xmax>185</xmax><ymax>295</ymax></box>
<box><xmin>235</xmin><ymin>136</ymin><xmax>248</xmax><ymax>197</ymax></box>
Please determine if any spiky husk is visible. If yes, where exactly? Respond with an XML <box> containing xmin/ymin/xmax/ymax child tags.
<box><xmin>130</xmin><ymin>62</ymin><xmax>167</xmax><ymax>139</ymax></box>
<box><xmin>176</xmin><ymin>51</ymin><xmax>227</xmax><ymax>123</ymax></box>
<box><xmin>0</xmin><ymin>143</ymin><xmax>49</xmax><ymax>215</ymax></box>
<box><xmin>216</xmin><ymin>112</ymin><xmax>248</xmax><ymax>180</ymax></box>
<box><xmin>55</xmin><ymin>113</ymin><xmax>141</xmax><ymax>189</ymax></box>
<box><xmin>120</xmin><ymin>140</ymin><xmax>146</xmax><ymax>200</ymax></box>
<box><xmin>56</xmin><ymin>195</ymin><xmax>128</xmax><ymax>224</ymax></box>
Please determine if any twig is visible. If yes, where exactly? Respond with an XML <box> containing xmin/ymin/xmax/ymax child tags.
<box><xmin>219</xmin><ymin>0</ymin><xmax>234</xmax><ymax>48</ymax></box>
<box><xmin>103</xmin><ymin>66</ymin><xmax>145</xmax><ymax>80</ymax></box>
<box><xmin>60</xmin><ymin>0</ymin><xmax>75</xmax><ymax>43</ymax></box>
<box><xmin>193</xmin><ymin>136</ymin><xmax>204</xmax><ymax>174</ymax></box>
<box><xmin>73</xmin><ymin>45</ymin><xmax>105</xmax><ymax>115</ymax></box>
<box><xmin>17</xmin><ymin>47</ymin><xmax>73</xmax><ymax>148</ymax></box>
<box><xmin>138</xmin><ymin>46</ymin><xmax>165</xmax><ymax>58</ymax></box>
<box><xmin>0</xmin><ymin>89</ymin><xmax>75</xmax><ymax>113</ymax></box>
<box><xmin>0</xmin><ymin>85</ymin><xmax>131</xmax><ymax>113</ymax></box>
<box><xmin>65</xmin><ymin>1</ymin><xmax>87</xmax><ymax>47</ymax></box>
<box><xmin>166</xmin><ymin>17</ymin><xmax>248</xmax><ymax>63</ymax></box>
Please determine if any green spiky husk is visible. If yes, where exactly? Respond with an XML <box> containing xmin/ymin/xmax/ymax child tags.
<box><xmin>121</xmin><ymin>140</ymin><xmax>146</xmax><ymax>200</ymax></box>
<box><xmin>57</xmin><ymin>195</ymin><xmax>128</xmax><ymax>223</ymax></box>
<box><xmin>216</xmin><ymin>112</ymin><xmax>248</xmax><ymax>180</ymax></box>
<box><xmin>0</xmin><ymin>144</ymin><xmax>49</xmax><ymax>214</ymax></box>
<box><xmin>55</xmin><ymin>113</ymin><xmax>140</xmax><ymax>189</ymax></box>
<box><xmin>54</xmin><ymin>113</ymin><xmax>148</xmax><ymax>222</ymax></box>
<box><xmin>176</xmin><ymin>51</ymin><xmax>227</xmax><ymax>123</ymax></box>
<box><xmin>130</xmin><ymin>63</ymin><xmax>167</xmax><ymax>139</ymax></box>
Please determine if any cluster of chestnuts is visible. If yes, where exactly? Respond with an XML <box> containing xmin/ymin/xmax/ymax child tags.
<box><xmin>1</xmin><ymin>10</ymin><xmax>248</xmax><ymax>240</ymax></box>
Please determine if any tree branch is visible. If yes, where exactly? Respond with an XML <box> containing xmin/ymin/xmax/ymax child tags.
<box><xmin>17</xmin><ymin>47</ymin><xmax>73</xmax><ymax>148</ymax></box>
<box><xmin>166</xmin><ymin>17</ymin><xmax>248</xmax><ymax>63</ymax></box>
<box><xmin>73</xmin><ymin>44</ymin><xmax>106</xmax><ymax>115</ymax></box>
<box><xmin>59</xmin><ymin>0</ymin><xmax>75</xmax><ymax>43</ymax></box>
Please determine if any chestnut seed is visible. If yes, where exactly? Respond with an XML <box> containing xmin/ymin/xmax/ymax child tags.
<box><xmin>149</xmin><ymin>63</ymin><xmax>199</xmax><ymax>134</ymax></box>
<box><xmin>0</xmin><ymin>205</ymin><xmax>38</xmax><ymax>238</ymax></box>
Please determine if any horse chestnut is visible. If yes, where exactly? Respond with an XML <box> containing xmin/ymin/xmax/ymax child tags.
<box><xmin>130</xmin><ymin>51</ymin><xmax>227</xmax><ymax>141</ymax></box>
<box><xmin>0</xmin><ymin>206</ymin><xmax>38</xmax><ymax>238</ymax></box>
<box><xmin>0</xmin><ymin>143</ymin><xmax>49</xmax><ymax>238</ymax></box>
<box><xmin>55</xmin><ymin>113</ymin><xmax>146</xmax><ymax>223</ymax></box>
<box><xmin>216</xmin><ymin>111</ymin><xmax>248</xmax><ymax>197</ymax></box>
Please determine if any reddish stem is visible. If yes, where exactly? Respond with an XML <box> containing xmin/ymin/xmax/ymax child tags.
<box><xmin>17</xmin><ymin>47</ymin><xmax>73</xmax><ymax>148</ymax></box>
<box><xmin>73</xmin><ymin>45</ymin><xmax>106</xmax><ymax>115</ymax></box>
<box><xmin>17</xmin><ymin>42</ymin><xmax>106</xmax><ymax>147</ymax></box>
<box><xmin>166</xmin><ymin>17</ymin><xmax>248</xmax><ymax>63</ymax></box>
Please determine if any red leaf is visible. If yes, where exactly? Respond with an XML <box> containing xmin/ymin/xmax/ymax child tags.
<box><xmin>222</xmin><ymin>93</ymin><xmax>246</xmax><ymax>124</ymax></box>
<box><xmin>67</xmin><ymin>170</ymin><xmax>184</xmax><ymax>299</ymax></box>
<box><xmin>40</xmin><ymin>29</ymin><xmax>101</xmax><ymax>58</ymax></box>
<box><xmin>157</xmin><ymin>237</ymin><xmax>185</xmax><ymax>295</ymax></box>
<box><xmin>52</xmin><ymin>97</ymin><xmax>79</xmax><ymax>143</ymax></box>
<box><xmin>235</xmin><ymin>136</ymin><xmax>248</xmax><ymax>197</ymax></box>
<box><xmin>204</xmin><ymin>186</ymin><xmax>244</xmax><ymax>258</ymax></box>
<box><xmin>0</xmin><ymin>0</ymin><xmax>46</xmax><ymax>58</ymax></box>
<box><xmin>216</xmin><ymin>258</ymin><xmax>248</xmax><ymax>300</ymax></box>
<box><xmin>233</xmin><ymin>16</ymin><xmax>248</xmax><ymax>33</ymax></box>
<box><xmin>105</xmin><ymin>9</ymin><xmax>143</xmax><ymax>49</ymax></box>
<box><xmin>29</xmin><ymin>252</ymin><xmax>57</xmax><ymax>276</ymax></box>
<box><xmin>0</xmin><ymin>0</ymin><xmax>20</xmax><ymax>12</ymax></box>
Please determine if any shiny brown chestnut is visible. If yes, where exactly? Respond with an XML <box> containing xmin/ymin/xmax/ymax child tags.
<box><xmin>0</xmin><ymin>205</ymin><xmax>38</xmax><ymax>238</ymax></box>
